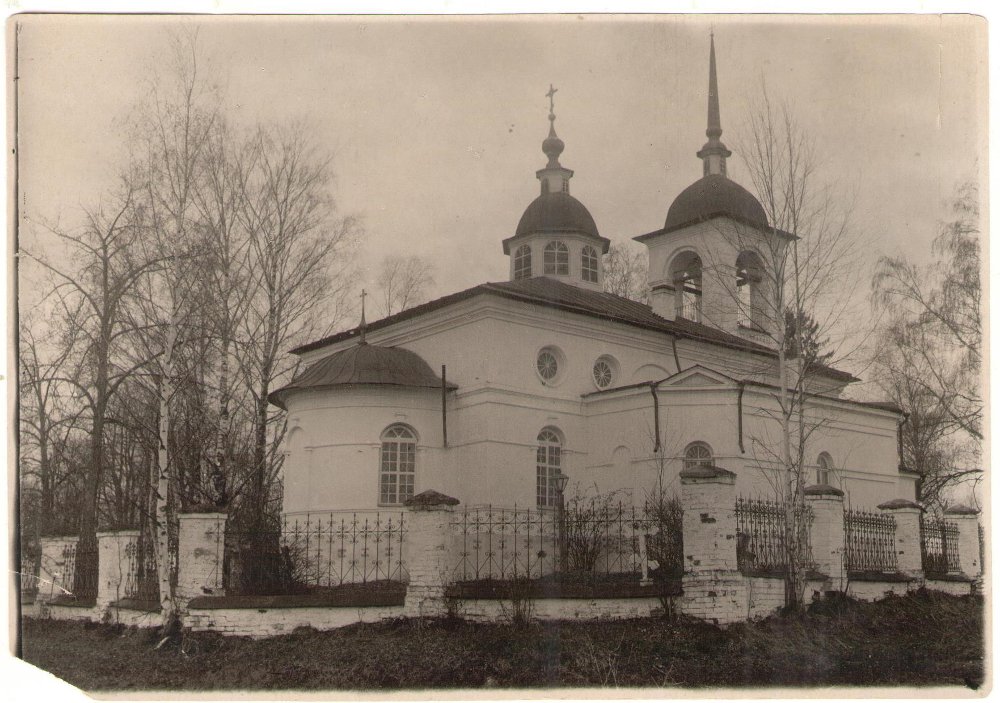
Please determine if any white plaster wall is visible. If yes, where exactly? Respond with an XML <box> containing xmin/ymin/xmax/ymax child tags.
<box><xmin>283</xmin><ymin>297</ymin><xmax>905</xmax><ymax>515</ymax></box>
<box><xmin>282</xmin><ymin>387</ymin><xmax>452</xmax><ymax>513</ymax></box>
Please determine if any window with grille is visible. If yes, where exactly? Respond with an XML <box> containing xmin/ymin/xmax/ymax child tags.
<box><xmin>380</xmin><ymin>424</ymin><xmax>416</xmax><ymax>505</ymax></box>
<box><xmin>582</xmin><ymin>246</ymin><xmax>599</xmax><ymax>283</ymax></box>
<box><xmin>536</xmin><ymin>428</ymin><xmax>563</xmax><ymax>507</ymax></box>
<box><xmin>536</xmin><ymin>347</ymin><xmax>562</xmax><ymax>383</ymax></box>
<box><xmin>683</xmin><ymin>441</ymin><xmax>713</xmax><ymax>470</ymax></box>
<box><xmin>544</xmin><ymin>241</ymin><xmax>569</xmax><ymax>275</ymax></box>
<box><xmin>514</xmin><ymin>245</ymin><xmax>532</xmax><ymax>280</ymax></box>
<box><xmin>592</xmin><ymin>356</ymin><xmax>616</xmax><ymax>389</ymax></box>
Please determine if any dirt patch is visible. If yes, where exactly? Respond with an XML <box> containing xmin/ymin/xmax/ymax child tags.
<box><xmin>19</xmin><ymin>589</ymin><xmax>983</xmax><ymax>691</ymax></box>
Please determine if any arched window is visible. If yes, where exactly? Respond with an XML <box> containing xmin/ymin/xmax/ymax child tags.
<box><xmin>736</xmin><ymin>250</ymin><xmax>765</xmax><ymax>330</ymax></box>
<box><xmin>683</xmin><ymin>441</ymin><xmax>713</xmax><ymax>470</ymax></box>
<box><xmin>536</xmin><ymin>428</ymin><xmax>563</xmax><ymax>507</ymax></box>
<box><xmin>379</xmin><ymin>424</ymin><xmax>416</xmax><ymax>505</ymax></box>
<box><xmin>817</xmin><ymin>452</ymin><xmax>833</xmax><ymax>485</ymax></box>
<box><xmin>544</xmin><ymin>241</ymin><xmax>569</xmax><ymax>275</ymax></box>
<box><xmin>514</xmin><ymin>245</ymin><xmax>532</xmax><ymax>280</ymax></box>
<box><xmin>670</xmin><ymin>251</ymin><xmax>703</xmax><ymax>322</ymax></box>
<box><xmin>582</xmin><ymin>246</ymin><xmax>599</xmax><ymax>283</ymax></box>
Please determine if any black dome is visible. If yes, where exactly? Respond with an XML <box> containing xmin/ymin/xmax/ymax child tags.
<box><xmin>665</xmin><ymin>175</ymin><xmax>768</xmax><ymax>232</ymax></box>
<box><xmin>515</xmin><ymin>191</ymin><xmax>600</xmax><ymax>239</ymax></box>
<box><xmin>269</xmin><ymin>343</ymin><xmax>454</xmax><ymax>409</ymax></box>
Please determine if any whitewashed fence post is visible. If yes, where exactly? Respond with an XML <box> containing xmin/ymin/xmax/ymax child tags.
<box><xmin>403</xmin><ymin>489</ymin><xmax>459</xmax><ymax>618</ymax></box>
<box><xmin>679</xmin><ymin>465</ymin><xmax>746</xmax><ymax>625</ymax></box>
<box><xmin>175</xmin><ymin>512</ymin><xmax>228</xmax><ymax>609</ymax></box>
<box><xmin>805</xmin><ymin>485</ymin><xmax>846</xmax><ymax>591</ymax></box>
<box><xmin>944</xmin><ymin>504</ymin><xmax>982</xmax><ymax>579</ymax></box>
<box><xmin>96</xmin><ymin>530</ymin><xmax>139</xmax><ymax>611</ymax></box>
<box><xmin>37</xmin><ymin>535</ymin><xmax>79</xmax><ymax>604</ymax></box>
<box><xmin>877</xmin><ymin>499</ymin><xmax>924</xmax><ymax>581</ymax></box>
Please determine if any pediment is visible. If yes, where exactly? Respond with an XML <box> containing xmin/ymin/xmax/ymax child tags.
<box><xmin>659</xmin><ymin>364</ymin><xmax>737</xmax><ymax>388</ymax></box>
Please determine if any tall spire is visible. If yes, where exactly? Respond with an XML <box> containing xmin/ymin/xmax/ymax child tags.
<box><xmin>697</xmin><ymin>33</ymin><xmax>732</xmax><ymax>177</ymax></box>
<box><xmin>706</xmin><ymin>32</ymin><xmax>722</xmax><ymax>139</ymax></box>
<box><xmin>537</xmin><ymin>83</ymin><xmax>573</xmax><ymax>195</ymax></box>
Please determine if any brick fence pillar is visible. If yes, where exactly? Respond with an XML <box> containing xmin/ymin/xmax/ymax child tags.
<box><xmin>805</xmin><ymin>485</ymin><xmax>846</xmax><ymax>591</ymax></box>
<box><xmin>876</xmin><ymin>499</ymin><xmax>923</xmax><ymax>580</ymax></box>
<box><xmin>944</xmin><ymin>504</ymin><xmax>982</xmax><ymax>578</ymax></box>
<box><xmin>679</xmin><ymin>465</ymin><xmax>746</xmax><ymax>625</ymax></box>
<box><xmin>37</xmin><ymin>535</ymin><xmax>79</xmax><ymax>604</ymax></box>
<box><xmin>175</xmin><ymin>513</ymin><xmax>227</xmax><ymax>609</ymax></box>
<box><xmin>96</xmin><ymin>530</ymin><xmax>139</xmax><ymax>610</ymax></box>
<box><xmin>403</xmin><ymin>490</ymin><xmax>460</xmax><ymax>618</ymax></box>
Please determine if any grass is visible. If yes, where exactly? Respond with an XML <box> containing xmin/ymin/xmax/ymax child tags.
<box><xmin>20</xmin><ymin>589</ymin><xmax>984</xmax><ymax>691</ymax></box>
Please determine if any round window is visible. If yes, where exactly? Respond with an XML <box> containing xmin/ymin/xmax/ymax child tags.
<box><xmin>592</xmin><ymin>359</ymin><xmax>614</xmax><ymax>388</ymax></box>
<box><xmin>536</xmin><ymin>350</ymin><xmax>559</xmax><ymax>382</ymax></box>
<box><xmin>591</xmin><ymin>355</ymin><xmax>618</xmax><ymax>389</ymax></box>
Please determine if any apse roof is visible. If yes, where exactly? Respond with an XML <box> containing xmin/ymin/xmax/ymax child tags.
<box><xmin>270</xmin><ymin>343</ymin><xmax>455</xmax><ymax>410</ymax></box>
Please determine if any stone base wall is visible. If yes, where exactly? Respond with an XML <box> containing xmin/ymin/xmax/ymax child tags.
<box><xmin>925</xmin><ymin>579</ymin><xmax>975</xmax><ymax>597</ymax></box>
<box><xmin>745</xmin><ymin>577</ymin><xmax>830</xmax><ymax>620</ymax></box>
<box><xmin>454</xmin><ymin>596</ymin><xmax>667</xmax><ymax>623</ymax></box>
<box><xmin>36</xmin><ymin>603</ymin><xmax>162</xmax><ymax>628</ymax></box>
<box><xmin>47</xmin><ymin>604</ymin><xmax>103</xmax><ymax>622</ymax></box>
<box><xmin>186</xmin><ymin>605</ymin><xmax>405</xmax><ymax>638</ymax></box>
<box><xmin>846</xmin><ymin>580</ymin><xmax>914</xmax><ymax>602</ymax></box>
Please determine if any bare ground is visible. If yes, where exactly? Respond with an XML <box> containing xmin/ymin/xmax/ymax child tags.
<box><xmin>19</xmin><ymin>589</ymin><xmax>984</xmax><ymax>692</ymax></box>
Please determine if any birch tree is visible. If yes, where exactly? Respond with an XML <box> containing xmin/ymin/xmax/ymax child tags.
<box><xmin>871</xmin><ymin>181</ymin><xmax>982</xmax><ymax>507</ymax></box>
<box><xmin>235</xmin><ymin>122</ymin><xmax>359</xmax><ymax>524</ymax></box>
<box><xmin>124</xmin><ymin>27</ymin><xmax>220</xmax><ymax>625</ymax></box>
<box><xmin>704</xmin><ymin>90</ymin><xmax>861</xmax><ymax>611</ymax></box>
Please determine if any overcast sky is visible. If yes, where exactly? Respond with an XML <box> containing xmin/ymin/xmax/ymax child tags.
<box><xmin>16</xmin><ymin>14</ymin><xmax>986</xmax><ymax>315</ymax></box>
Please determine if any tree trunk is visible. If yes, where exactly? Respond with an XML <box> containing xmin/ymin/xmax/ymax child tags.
<box><xmin>155</xmin><ymin>320</ymin><xmax>179</xmax><ymax>627</ymax></box>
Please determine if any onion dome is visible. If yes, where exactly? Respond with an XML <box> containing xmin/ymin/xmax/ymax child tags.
<box><xmin>665</xmin><ymin>174</ymin><xmax>768</xmax><ymax>232</ymax></box>
<box><xmin>515</xmin><ymin>191</ymin><xmax>600</xmax><ymax>239</ymax></box>
<box><xmin>269</xmin><ymin>344</ymin><xmax>455</xmax><ymax>410</ymax></box>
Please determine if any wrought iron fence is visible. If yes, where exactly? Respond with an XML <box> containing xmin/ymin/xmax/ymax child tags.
<box><xmin>844</xmin><ymin>508</ymin><xmax>898</xmax><ymax>574</ymax></box>
<box><xmin>735</xmin><ymin>497</ymin><xmax>814</xmax><ymax>574</ymax></box>
<box><xmin>20</xmin><ymin>550</ymin><xmax>40</xmax><ymax>597</ymax></box>
<box><xmin>451</xmin><ymin>501</ymin><xmax>682</xmax><ymax>583</ymax></box>
<box><xmin>224</xmin><ymin>511</ymin><xmax>408</xmax><ymax>596</ymax></box>
<box><xmin>920</xmin><ymin>516</ymin><xmax>961</xmax><ymax>576</ymax></box>
<box><xmin>63</xmin><ymin>541</ymin><xmax>99</xmax><ymax>602</ymax></box>
<box><xmin>122</xmin><ymin>528</ymin><xmax>178</xmax><ymax>604</ymax></box>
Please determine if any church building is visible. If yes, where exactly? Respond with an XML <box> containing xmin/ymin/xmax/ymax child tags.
<box><xmin>271</xmin><ymin>39</ymin><xmax>916</xmax><ymax>516</ymax></box>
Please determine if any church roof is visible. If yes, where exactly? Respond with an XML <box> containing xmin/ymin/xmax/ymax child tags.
<box><xmin>270</xmin><ymin>343</ymin><xmax>455</xmax><ymax>410</ymax></box>
<box><xmin>663</xmin><ymin>174</ymin><xmax>769</xmax><ymax>233</ymax></box>
<box><xmin>504</xmin><ymin>192</ymin><xmax>609</xmax><ymax>254</ymax></box>
<box><xmin>291</xmin><ymin>277</ymin><xmax>858</xmax><ymax>384</ymax></box>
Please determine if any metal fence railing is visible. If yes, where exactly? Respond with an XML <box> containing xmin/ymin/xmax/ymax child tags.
<box><xmin>223</xmin><ymin>511</ymin><xmax>408</xmax><ymax>596</ymax></box>
<box><xmin>62</xmin><ymin>541</ymin><xmax>99</xmax><ymax>603</ymax></box>
<box><xmin>121</xmin><ymin>529</ymin><xmax>178</xmax><ymax>604</ymax></box>
<box><xmin>450</xmin><ymin>500</ymin><xmax>683</xmax><ymax>584</ymax></box>
<box><xmin>845</xmin><ymin>508</ymin><xmax>898</xmax><ymax>574</ymax></box>
<box><xmin>20</xmin><ymin>550</ymin><xmax>40</xmax><ymax>598</ymax></box>
<box><xmin>735</xmin><ymin>497</ymin><xmax>814</xmax><ymax>574</ymax></box>
<box><xmin>920</xmin><ymin>516</ymin><xmax>961</xmax><ymax>576</ymax></box>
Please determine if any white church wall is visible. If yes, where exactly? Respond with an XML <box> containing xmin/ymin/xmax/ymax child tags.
<box><xmin>282</xmin><ymin>387</ymin><xmax>451</xmax><ymax>514</ymax></box>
